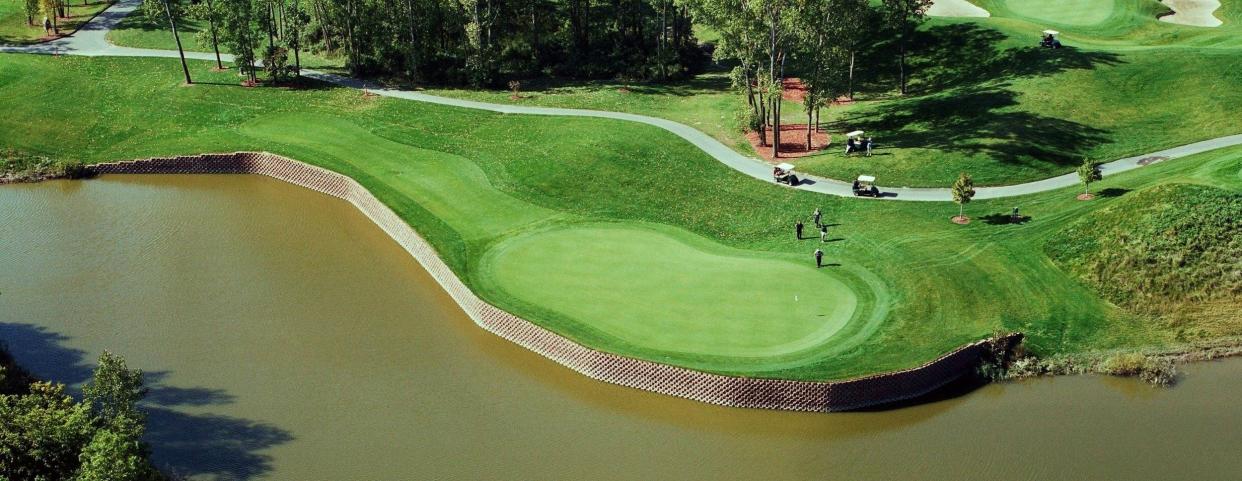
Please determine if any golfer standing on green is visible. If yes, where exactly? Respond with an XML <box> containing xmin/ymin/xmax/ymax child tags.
<box><xmin>820</xmin><ymin>225</ymin><xmax>828</xmax><ymax>243</ymax></box>
<box><xmin>814</xmin><ymin>249</ymin><xmax>824</xmax><ymax>268</ymax></box>
<box><xmin>813</xmin><ymin>208</ymin><xmax>823</xmax><ymax>228</ymax></box>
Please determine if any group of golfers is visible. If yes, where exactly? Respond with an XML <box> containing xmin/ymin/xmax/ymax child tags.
<box><xmin>795</xmin><ymin>207</ymin><xmax>832</xmax><ymax>268</ymax></box>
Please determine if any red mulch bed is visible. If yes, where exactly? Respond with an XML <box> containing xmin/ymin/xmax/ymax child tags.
<box><xmin>1077</xmin><ymin>193</ymin><xmax>1096</xmax><ymax>201</ymax></box>
<box><xmin>745</xmin><ymin>124</ymin><xmax>832</xmax><ymax>162</ymax></box>
<box><xmin>782</xmin><ymin>78</ymin><xmax>807</xmax><ymax>103</ymax></box>
<box><xmin>951</xmin><ymin>216</ymin><xmax>971</xmax><ymax>225</ymax></box>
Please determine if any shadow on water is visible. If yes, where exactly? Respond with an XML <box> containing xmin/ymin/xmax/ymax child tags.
<box><xmin>0</xmin><ymin>322</ymin><xmax>293</xmax><ymax>481</ymax></box>
<box><xmin>854</xmin><ymin>372</ymin><xmax>992</xmax><ymax>412</ymax></box>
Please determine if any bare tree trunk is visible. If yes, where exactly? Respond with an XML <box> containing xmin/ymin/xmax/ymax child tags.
<box><xmin>205</xmin><ymin>0</ymin><xmax>223</xmax><ymax>69</ymax></box>
<box><xmin>848</xmin><ymin>50</ymin><xmax>855</xmax><ymax>99</ymax></box>
<box><xmin>160</xmin><ymin>0</ymin><xmax>192</xmax><ymax>85</ymax></box>
<box><xmin>806</xmin><ymin>110</ymin><xmax>812</xmax><ymax>150</ymax></box>
<box><xmin>405</xmin><ymin>0</ymin><xmax>418</xmax><ymax>80</ymax></box>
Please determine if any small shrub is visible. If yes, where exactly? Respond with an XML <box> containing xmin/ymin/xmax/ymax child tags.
<box><xmin>264</xmin><ymin>46</ymin><xmax>293</xmax><ymax>84</ymax></box>
<box><xmin>734</xmin><ymin>106</ymin><xmax>762</xmax><ymax>134</ymax></box>
<box><xmin>1099</xmin><ymin>353</ymin><xmax>1178</xmax><ymax>386</ymax></box>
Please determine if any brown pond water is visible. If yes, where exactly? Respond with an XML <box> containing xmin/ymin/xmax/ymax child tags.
<box><xmin>1</xmin><ymin>174</ymin><xmax>1240</xmax><ymax>481</ymax></box>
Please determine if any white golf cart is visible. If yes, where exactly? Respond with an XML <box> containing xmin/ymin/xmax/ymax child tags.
<box><xmin>852</xmin><ymin>175</ymin><xmax>880</xmax><ymax>197</ymax></box>
<box><xmin>773</xmin><ymin>162</ymin><xmax>800</xmax><ymax>186</ymax></box>
<box><xmin>1040</xmin><ymin>30</ymin><xmax>1062</xmax><ymax>49</ymax></box>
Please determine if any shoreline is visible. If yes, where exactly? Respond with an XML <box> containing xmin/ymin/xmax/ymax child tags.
<box><xmin>6</xmin><ymin>152</ymin><xmax>1236</xmax><ymax>408</ymax></box>
<box><xmin>69</xmin><ymin>151</ymin><xmax>1020</xmax><ymax>412</ymax></box>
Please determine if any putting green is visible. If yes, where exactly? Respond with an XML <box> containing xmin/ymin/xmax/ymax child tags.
<box><xmin>998</xmin><ymin>0</ymin><xmax>1119</xmax><ymax>26</ymax></box>
<box><xmin>480</xmin><ymin>224</ymin><xmax>859</xmax><ymax>358</ymax></box>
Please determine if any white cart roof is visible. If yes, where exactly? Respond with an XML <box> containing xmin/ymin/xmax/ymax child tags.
<box><xmin>1043</xmin><ymin>30</ymin><xmax>1060</xmax><ymax>35</ymax></box>
<box><xmin>857</xmin><ymin>175</ymin><xmax>876</xmax><ymax>182</ymax></box>
<box><xmin>776</xmin><ymin>163</ymin><xmax>795</xmax><ymax>171</ymax></box>
<box><xmin>846</xmin><ymin>130</ymin><xmax>864</xmax><ymax>137</ymax></box>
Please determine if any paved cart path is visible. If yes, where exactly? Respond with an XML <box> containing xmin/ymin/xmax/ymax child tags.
<box><xmin>4</xmin><ymin>0</ymin><xmax>1242</xmax><ymax>201</ymax></box>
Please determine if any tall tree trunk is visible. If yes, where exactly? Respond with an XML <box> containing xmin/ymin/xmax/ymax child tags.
<box><xmin>205</xmin><ymin>0</ymin><xmax>223</xmax><ymax>69</ymax></box>
<box><xmin>806</xmin><ymin>110</ymin><xmax>812</xmax><ymax>150</ymax></box>
<box><xmin>160</xmin><ymin>0</ymin><xmax>192</xmax><ymax>85</ymax></box>
<box><xmin>405</xmin><ymin>0</ymin><xmax>418</xmax><ymax>80</ymax></box>
<box><xmin>848</xmin><ymin>50</ymin><xmax>855</xmax><ymax>99</ymax></box>
<box><xmin>898</xmin><ymin>27</ymin><xmax>908</xmax><ymax>95</ymax></box>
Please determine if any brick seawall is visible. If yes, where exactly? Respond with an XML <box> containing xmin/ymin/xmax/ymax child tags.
<box><xmin>87</xmin><ymin>153</ymin><xmax>1020</xmax><ymax>412</ymax></box>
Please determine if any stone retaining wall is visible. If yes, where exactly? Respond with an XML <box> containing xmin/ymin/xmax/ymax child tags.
<box><xmin>88</xmin><ymin>153</ymin><xmax>1020</xmax><ymax>412</ymax></box>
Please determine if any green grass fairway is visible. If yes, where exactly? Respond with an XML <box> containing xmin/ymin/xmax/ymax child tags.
<box><xmin>481</xmin><ymin>224</ymin><xmax>859</xmax><ymax>359</ymax></box>
<box><xmin>999</xmin><ymin>0</ymin><xmax>1120</xmax><ymax>26</ymax></box>
<box><xmin>0</xmin><ymin>1</ymin><xmax>112</xmax><ymax>44</ymax></box>
<box><xmin>96</xmin><ymin>0</ymin><xmax>1242</xmax><ymax>188</ymax></box>
<box><xmin>1</xmin><ymin>53</ymin><xmax>1239</xmax><ymax>380</ymax></box>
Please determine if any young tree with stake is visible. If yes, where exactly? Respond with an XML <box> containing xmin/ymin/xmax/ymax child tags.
<box><xmin>1077</xmin><ymin>158</ymin><xmax>1102</xmax><ymax>199</ymax></box>
<box><xmin>951</xmin><ymin>172</ymin><xmax>975</xmax><ymax>223</ymax></box>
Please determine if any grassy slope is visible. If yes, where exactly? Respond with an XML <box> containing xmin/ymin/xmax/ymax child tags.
<box><xmin>0</xmin><ymin>0</ymin><xmax>112</xmax><ymax>45</ymax></box>
<box><xmin>423</xmin><ymin>0</ymin><xmax>1242</xmax><ymax>188</ymax></box>
<box><xmin>1047</xmin><ymin>184</ymin><xmax>1242</xmax><ymax>331</ymax></box>
<box><xmin>96</xmin><ymin>0</ymin><xmax>1242</xmax><ymax>187</ymax></box>
<box><xmin>0</xmin><ymin>53</ymin><xmax>1238</xmax><ymax>380</ymax></box>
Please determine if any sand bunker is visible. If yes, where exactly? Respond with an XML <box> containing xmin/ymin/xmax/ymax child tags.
<box><xmin>1159</xmin><ymin>0</ymin><xmax>1222</xmax><ymax>27</ymax></box>
<box><xmin>927</xmin><ymin>0</ymin><xmax>990</xmax><ymax>18</ymax></box>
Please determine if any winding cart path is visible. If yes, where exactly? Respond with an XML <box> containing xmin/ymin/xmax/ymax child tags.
<box><xmin>4</xmin><ymin>0</ymin><xmax>1242</xmax><ymax>201</ymax></box>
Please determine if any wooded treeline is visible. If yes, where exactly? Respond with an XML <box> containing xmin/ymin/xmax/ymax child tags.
<box><xmin>688</xmin><ymin>0</ymin><xmax>932</xmax><ymax>153</ymax></box>
<box><xmin>155</xmin><ymin>0</ymin><xmax>708</xmax><ymax>85</ymax></box>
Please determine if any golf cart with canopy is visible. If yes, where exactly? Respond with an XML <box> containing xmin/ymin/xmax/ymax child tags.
<box><xmin>773</xmin><ymin>162</ymin><xmax>800</xmax><ymax>186</ymax></box>
<box><xmin>1040</xmin><ymin>30</ymin><xmax>1062</xmax><ymax>48</ymax></box>
<box><xmin>852</xmin><ymin>175</ymin><xmax>880</xmax><ymax>197</ymax></box>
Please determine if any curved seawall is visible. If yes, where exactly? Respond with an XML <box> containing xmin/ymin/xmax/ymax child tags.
<box><xmin>87</xmin><ymin>152</ymin><xmax>1019</xmax><ymax>412</ymax></box>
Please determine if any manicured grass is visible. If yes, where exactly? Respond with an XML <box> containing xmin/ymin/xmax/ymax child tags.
<box><xmin>0</xmin><ymin>53</ymin><xmax>1238</xmax><ymax>380</ymax></box>
<box><xmin>480</xmin><ymin>223</ymin><xmax>858</xmax><ymax>359</ymax></box>
<box><xmin>92</xmin><ymin>0</ymin><xmax>1242</xmax><ymax>189</ymax></box>
<box><xmin>0</xmin><ymin>1</ymin><xmax>112</xmax><ymax>45</ymax></box>
<box><xmin>999</xmin><ymin>0</ymin><xmax>1121</xmax><ymax>27</ymax></box>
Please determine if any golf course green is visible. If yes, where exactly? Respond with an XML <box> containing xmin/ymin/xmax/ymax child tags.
<box><xmin>1</xmin><ymin>0</ymin><xmax>1240</xmax><ymax>382</ymax></box>
<box><xmin>480</xmin><ymin>223</ymin><xmax>858</xmax><ymax>358</ymax></box>
<box><xmin>997</xmin><ymin>0</ymin><xmax>1122</xmax><ymax>26</ymax></box>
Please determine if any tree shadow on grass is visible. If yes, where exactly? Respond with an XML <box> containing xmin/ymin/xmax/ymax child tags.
<box><xmin>1097</xmin><ymin>187</ymin><xmax>1131</xmax><ymax>198</ymax></box>
<box><xmin>832</xmin><ymin>23</ymin><xmax>1124</xmax><ymax>170</ymax></box>
<box><xmin>981</xmin><ymin>213</ymin><xmax>1033</xmax><ymax>225</ymax></box>
<box><xmin>910</xmin><ymin>23</ymin><xmax>1125</xmax><ymax>93</ymax></box>
<box><xmin>0</xmin><ymin>322</ymin><xmax>293</xmax><ymax>481</ymax></box>
<box><xmin>840</xmin><ymin>86</ymin><xmax>1111</xmax><ymax>169</ymax></box>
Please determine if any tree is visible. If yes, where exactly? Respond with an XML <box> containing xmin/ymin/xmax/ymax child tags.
<box><xmin>217</xmin><ymin>0</ymin><xmax>260</xmax><ymax>83</ymax></box>
<box><xmin>144</xmin><ymin>0</ymin><xmax>193</xmax><ymax>84</ymax></box>
<box><xmin>75</xmin><ymin>416</ymin><xmax>158</xmax><ymax>481</ymax></box>
<box><xmin>22</xmin><ymin>0</ymin><xmax>40</xmax><ymax>26</ymax></box>
<box><xmin>39</xmin><ymin>0</ymin><xmax>59</xmax><ymax>34</ymax></box>
<box><xmin>951</xmin><ymin>171</ymin><xmax>975</xmax><ymax>222</ymax></box>
<box><xmin>1077</xmin><ymin>158</ymin><xmax>1102</xmax><ymax>198</ymax></box>
<box><xmin>0</xmin><ymin>382</ymin><xmax>95</xmax><ymax>480</ymax></box>
<box><xmin>881</xmin><ymin>0</ymin><xmax>931</xmax><ymax>95</ymax></box>
<box><xmin>189</xmin><ymin>0</ymin><xmax>226</xmax><ymax>70</ymax></box>
<box><xmin>82</xmin><ymin>351</ymin><xmax>147</xmax><ymax>424</ymax></box>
